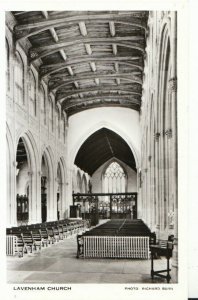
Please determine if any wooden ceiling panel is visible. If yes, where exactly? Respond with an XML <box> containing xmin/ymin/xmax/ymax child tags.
<box><xmin>11</xmin><ymin>10</ymin><xmax>148</xmax><ymax>116</ymax></box>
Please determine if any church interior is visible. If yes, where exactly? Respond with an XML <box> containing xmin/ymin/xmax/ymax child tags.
<box><xmin>5</xmin><ymin>10</ymin><xmax>178</xmax><ymax>284</ymax></box>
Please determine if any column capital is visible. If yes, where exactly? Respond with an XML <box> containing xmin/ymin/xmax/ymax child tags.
<box><xmin>168</xmin><ymin>77</ymin><xmax>177</xmax><ymax>93</ymax></box>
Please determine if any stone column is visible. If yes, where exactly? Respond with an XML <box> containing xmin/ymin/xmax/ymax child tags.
<box><xmin>169</xmin><ymin>11</ymin><xmax>178</xmax><ymax>283</ymax></box>
<box><xmin>154</xmin><ymin>132</ymin><xmax>161</xmax><ymax>237</ymax></box>
<box><xmin>11</xmin><ymin>161</ymin><xmax>17</xmax><ymax>226</ymax></box>
<box><xmin>36</xmin><ymin>171</ymin><xmax>42</xmax><ymax>223</ymax></box>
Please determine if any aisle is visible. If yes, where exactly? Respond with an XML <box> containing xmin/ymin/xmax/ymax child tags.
<box><xmin>7</xmin><ymin>235</ymin><xmax>170</xmax><ymax>284</ymax></box>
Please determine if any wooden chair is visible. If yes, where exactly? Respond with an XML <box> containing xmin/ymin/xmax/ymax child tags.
<box><xmin>150</xmin><ymin>235</ymin><xmax>174</xmax><ymax>283</ymax></box>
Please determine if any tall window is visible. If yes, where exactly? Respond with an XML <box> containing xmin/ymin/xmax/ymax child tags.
<box><xmin>103</xmin><ymin>161</ymin><xmax>126</xmax><ymax>193</ymax></box>
<box><xmin>14</xmin><ymin>52</ymin><xmax>24</xmax><ymax>105</ymax></box>
<box><xmin>40</xmin><ymin>86</ymin><xmax>46</xmax><ymax>125</ymax></box>
<box><xmin>49</xmin><ymin>97</ymin><xmax>53</xmax><ymax>131</ymax></box>
<box><xmin>29</xmin><ymin>70</ymin><xmax>36</xmax><ymax>116</ymax></box>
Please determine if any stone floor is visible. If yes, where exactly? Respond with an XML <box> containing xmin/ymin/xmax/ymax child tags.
<box><xmin>7</xmin><ymin>233</ymin><xmax>173</xmax><ymax>284</ymax></box>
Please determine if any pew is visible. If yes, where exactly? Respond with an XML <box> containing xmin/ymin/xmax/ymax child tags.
<box><xmin>6</xmin><ymin>218</ymin><xmax>87</xmax><ymax>257</ymax></box>
<box><xmin>77</xmin><ymin>219</ymin><xmax>152</xmax><ymax>259</ymax></box>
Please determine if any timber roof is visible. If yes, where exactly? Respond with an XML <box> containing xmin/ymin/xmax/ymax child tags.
<box><xmin>12</xmin><ymin>11</ymin><xmax>149</xmax><ymax>117</ymax></box>
<box><xmin>75</xmin><ymin>128</ymin><xmax>136</xmax><ymax>175</ymax></box>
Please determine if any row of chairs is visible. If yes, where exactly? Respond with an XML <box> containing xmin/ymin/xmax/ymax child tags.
<box><xmin>6</xmin><ymin>219</ymin><xmax>89</xmax><ymax>257</ymax></box>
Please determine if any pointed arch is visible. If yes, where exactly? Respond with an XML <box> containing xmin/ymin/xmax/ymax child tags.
<box><xmin>70</xmin><ymin>121</ymin><xmax>140</xmax><ymax>170</ymax></box>
<box><xmin>15</xmin><ymin>130</ymin><xmax>40</xmax><ymax>224</ymax></box>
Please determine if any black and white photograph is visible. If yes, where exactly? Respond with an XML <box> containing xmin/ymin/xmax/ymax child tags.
<box><xmin>1</xmin><ymin>0</ymin><xmax>197</xmax><ymax>299</ymax></box>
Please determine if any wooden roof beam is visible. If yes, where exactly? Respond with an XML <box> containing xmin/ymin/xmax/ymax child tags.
<box><xmin>65</xmin><ymin>102</ymin><xmax>140</xmax><ymax>113</ymax></box>
<box><xmin>40</xmin><ymin>55</ymin><xmax>141</xmax><ymax>70</ymax></box>
<box><xmin>41</xmin><ymin>11</ymin><xmax>49</xmax><ymax>19</ymax></box>
<box><xmin>59</xmin><ymin>49</ymin><xmax>67</xmax><ymax>61</ymax></box>
<box><xmin>90</xmin><ymin>62</ymin><xmax>96</xmax><ymax>72</ymax></box>
<box><xmin>85</xmin><ymin>44</ymin><xmax>92</xmax><ymax>55</ymax></box>
<box><xmin>67</xmin><ymin>103</ymin><xmax>140</xmax><ymax>116</ymax></box>
<box><xmin>95</xmin><ymin>78</ymin><xmax>100</xmax><ymax>86</ymax></box>
<box><xmin>115</xmin><ymin>62</ymin><xmax>119</xmax><ymax>72</ymax></box>
<box><xmin>50</xmin><ymin>71</ymin><xmax>141</xmax><ymax>80</ymax></box>
<box><xmin>57</xmin><ymin>87</ymin><xmax>142</xmax><ymax>103</ymax></box>
<box><xmin>30</xmin><ymin>40</ymin><xmax>144</xmax><ymax>62</ymax></box>
<box><xmin>116</xmin><ymin>78</ymin><xmax>120</xmax><ymax>85</ymax></box>
<box><xmin>63</xmin><ymin>95</ymin><xmax>140</xmax><ymax>107</ymax></box>
<box><xmin>74</xmin><ymin>81</ymin><xmax>79</xmax><ymax>88</ymax></box>
<box><xmin>49</xmin><ymin>27</ymin><xmax>59</xmax><ymax>42</ymax></box>
<box><xmin>41</xmin><ymin>11</ymin><xmax>67</xmax><ymax>61</ymax></box>
<box><xmin>30</xmin><ymin>36</ymin><xmax>144</xmax><ymax>53</ymax></box>
<box><xmin>112</xmin><ymin>44</ymin><xmax>117</xmax><ymax>55</ymax></box>
<box><xmin>40</xmin><ymin>56</ymin><xmax>143</xmax><ymax>78</ymax></box>
<box><xmin>109</xmin><ymin>21</ymin><xmax>116</xmax><ymax>37</ymax></box>
<box><xmin>50</xmin><ymin>73</ymin><xmax>142</xmax><ymax>92</ymax></box>
<box><xmin>14</xmin><ymin>13</ymin><xmax>148</xmax><ymax>40</ymax></box>
<box><xmin>31</xmin><ymin>41</ymin><xmax>144</xmax><ymax>62</ymax></box>
<box><xmin>67</xmin><ymin>66</ymin><xmax>74</xmax><ymax>76</ymax></box>
<box><xmin>79</xmin><ymin>21</ymin><xmax>87</xmax><ymax>36</ymax></box>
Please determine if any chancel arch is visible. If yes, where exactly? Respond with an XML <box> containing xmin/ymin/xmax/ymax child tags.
<box><xmin>69</xmin><ymin>118</ymin><xmax>140</xmax><ymax>171</ymax></box>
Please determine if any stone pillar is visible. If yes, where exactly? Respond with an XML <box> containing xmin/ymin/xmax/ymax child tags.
<box><xmin>36</xmin><ymin>171</ymin><xmax>42</xmax><ymax>223</ymax></box>
<box><xmin>11</xmin><ymin>161</ymin><xmax>17</xmax><ymax>226</ymax></box>
<box><xmin>169</xmin><ymin>11</ymin><xmax>178</xmax><ymax>283</ymax></box>
<box><xmin>169</xmin><ymin>76</ymin><xmax>178</xmax><ymax>282</ymax></box>
<box><xmin>154</xmin><ymin>132</ymin><xmax>160</xmax><ymax>237</ymax></box>
<box><xmin>28</xmin><ymin>171</ymin><xmax>35</xmax><ymax>224</ymax></box>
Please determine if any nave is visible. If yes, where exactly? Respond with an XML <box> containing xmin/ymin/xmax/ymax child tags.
<box><xmin>6</xmin><ymin>10</ymin><xmax>178</xmax><ymax>284</ymax></box>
